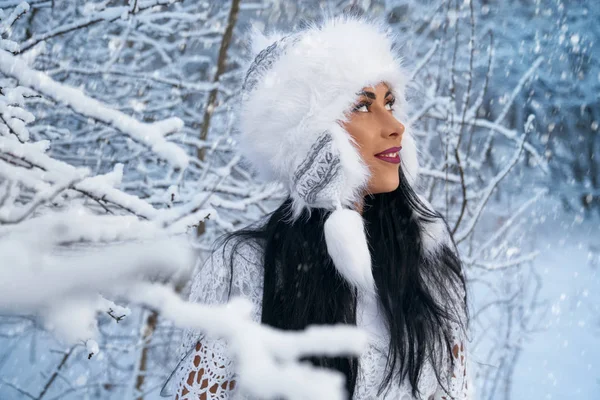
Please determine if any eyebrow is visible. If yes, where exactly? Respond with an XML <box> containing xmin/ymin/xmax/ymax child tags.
<box><xmin>356</xmin><ymin>90</ymin><xmax>394</xmax><ymax>100</ymax></box>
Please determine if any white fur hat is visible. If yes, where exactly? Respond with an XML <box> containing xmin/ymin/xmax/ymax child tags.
<box><xmin>238</xmin><ymin>16</ymin><xmax>419</xmax><ymax>294</ymax></box>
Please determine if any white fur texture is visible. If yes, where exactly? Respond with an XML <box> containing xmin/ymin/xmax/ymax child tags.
<box><xmin>324</xmin><ymin>208</ymin><xmax>374</xmax><ymax>293</ymax></box>
<box><xmin>239</xmin><ymin>16</ymin><xmax>419</xmax><ymax>211</ymax></box>
<box><xmin>238</xmin><ymin>16</ymin><xmax>423</xmax><ymax>291</ymax></box>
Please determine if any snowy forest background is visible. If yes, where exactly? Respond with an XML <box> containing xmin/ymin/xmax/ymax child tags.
<box><xmin>0</xmin><ymin>0</ymin><xmax>598</xmax><ymax>399</ymax></box>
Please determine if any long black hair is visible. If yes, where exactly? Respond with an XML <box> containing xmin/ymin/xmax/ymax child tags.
<box><xmin>217</xmin><ymin>169</ymin><xmax>468</xmax><ymax>398</ymax></box>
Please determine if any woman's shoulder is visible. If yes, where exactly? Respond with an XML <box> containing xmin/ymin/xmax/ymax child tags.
<box><xmin>208</xmin><ymin>236</ymin><xmax>265</xmax><ymax>273</ymax></box>
<box><xmin>189</xmin><ymin>236</ymin><xmax>266</xmax><ymax>306</ymax></box>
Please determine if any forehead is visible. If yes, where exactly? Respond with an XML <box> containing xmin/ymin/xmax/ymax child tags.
<box><xmin>359</xmin><ymin>82</ymin><xmax>391</xmax><ymax>94</ymax></box>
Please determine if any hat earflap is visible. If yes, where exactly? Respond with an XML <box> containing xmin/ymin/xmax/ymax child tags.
<box><xmin>324</xmin><ymin>204</ymin><xmax>375</xmax><ymax>294</ymax></box>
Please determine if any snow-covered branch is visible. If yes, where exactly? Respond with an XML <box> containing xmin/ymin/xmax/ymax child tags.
<box><xmin>124</xmin><ymin>283</ymin><xmax>367</xmax><ymax>400</ymax></box>
<box><xmin>18</xmin><ymin>0</ymin><xmax>185</xmax><ymax>53</ymax></box>
<box><xmin>0</xmin><ymin>205</ymin><xmax>366</xmax><ymax>399</ymax></box>
<box><xmin>0</xmin><ymin>49</ymin><xmax>188</xmax><ymax>169</ymax></box>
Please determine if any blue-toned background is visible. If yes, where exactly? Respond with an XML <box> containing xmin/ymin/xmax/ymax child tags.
<box><xmin>0</xmin><ymin>1</ymin><xmax>597</xmax><ymax>399</ymax></box>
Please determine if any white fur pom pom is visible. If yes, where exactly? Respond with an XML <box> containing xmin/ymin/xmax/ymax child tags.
<box><xmin>324</xmin><ymin>209</ymin><xmax>374</xmax><ymax>294</ymax></box>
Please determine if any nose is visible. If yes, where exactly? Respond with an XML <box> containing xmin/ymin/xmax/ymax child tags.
<box><xmin>380</xmin><ymin>112</ymin><xmax>405</xmax><ymax>142</ymax></box>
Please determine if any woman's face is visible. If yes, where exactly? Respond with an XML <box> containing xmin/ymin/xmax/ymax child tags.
<box><xmin>341</xmin><ymin>82</ymin><xmax>405</xmax><ymax>196</ymax></box>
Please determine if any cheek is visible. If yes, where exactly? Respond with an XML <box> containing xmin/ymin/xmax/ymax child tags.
<box><xmin>343</xmin><ymin>119</ymin><xmax>401</xmax><ymax>193</ymax></box>
<box><xmin>344</xmin><ymin>121</ymin><xmax>374</xmax><ymax>160</ymax></box>
<box><xmin>345</xmin><ymin>126</ymin><xmax>399</xmax><ymax>192</ymax></box>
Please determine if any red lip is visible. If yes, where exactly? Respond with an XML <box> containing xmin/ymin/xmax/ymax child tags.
<box><xmin>375</xmin><ymin>146</ymin><xmax>402</xmax><ymax>156</ymax></box>
<box><xmin>374</xmin><ymin>146</ymin><xmax>402</xmax><ymax>164</ymax></box>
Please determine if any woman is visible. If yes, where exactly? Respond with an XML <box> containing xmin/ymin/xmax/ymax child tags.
<box><xmin>174</xmin><ymin>16</ymin><xmax>470</xmax><ymax>400</ymax></box>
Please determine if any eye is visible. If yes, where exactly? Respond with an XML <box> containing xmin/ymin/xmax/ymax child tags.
<box><xmin>385</xmin><ymin>98</ymin><xmax>396</xmax><ymax>111</ymax></box>
<box><xmin>353</xmin><ymin>102</ymin><xmax>370</xmax><ymax>113</ymax></box>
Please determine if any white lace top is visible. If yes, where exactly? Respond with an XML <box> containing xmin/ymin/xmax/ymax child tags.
<box><xmin>173</xmin><ymin>240</ymin><xmax>470</xmax><ymax>400</ymax></box>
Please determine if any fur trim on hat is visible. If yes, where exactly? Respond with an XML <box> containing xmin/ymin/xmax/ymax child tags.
<box><xmin>239</xmin><ymin>16</ymin><xmax>419</xmax><ymax>215</ymax></box>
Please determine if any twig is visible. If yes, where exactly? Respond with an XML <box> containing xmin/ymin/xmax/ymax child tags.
<box><xmin>198</xmin><ymin>0</ymin><xmax>241</xmax><ymax>161</ymax></box>
<box><xmin>134</xmin><ymin>310</ymin><xmax>158</xmax><ymax>400</ymax></box>
<box><xmin>0</xmin><ymin>378</ymin><xmax>37</xmax><ymax>399</ymax></box>
<box><xmin>19</xmin><ymin>0</ymin><xmax>184</xmax><ymax>53</ymax></box>
<box><xmin>468</xmin><ymin>251</ymin><xmax>539</xmax><ymax>271</ymax></box>
<box><xmin>409</xmin><ymin>40</ymin><xmax>439</xmax><ymax>81</ymax></box>
<box><xmin>0</xmin><ymin>175</ymin><xmax>85</xmax><ymax>225</ymax></box>
<box><xmin>107</xmin><ymin>308</ymin><xmax>127</xmax><ymax>323</ymax></box>
<box><xmin>465</xmin><ymin>30</ymin><xmax>494</xmax><ymax>160</ymax></box>
<box><xmin>38</xmin><ymin>346</ymin><xmax>75</xmax><ymax>399</ymax></box>
<box><xmin>451</xmin><ymin>147</ymin><xmax>468</xmax><ymax>234</ymax></box>
<box><xmin>470</xmin><ymin>189</ymin><xmax>547</xmax><ymax>260</ymax></box>
<box><xmin>455</xmin><ymin>134</ymin><xmax>527</xmax><ymax>243</ymax></box>
<box><xmin>477</xmin><ymin>56</ymin><xmax>544</xmax><ymax>167</ymax></box>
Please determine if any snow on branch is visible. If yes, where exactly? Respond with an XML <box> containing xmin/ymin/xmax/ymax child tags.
<box><xmin>454</xmin><ymin>133</ymin><xmax>526</xmax><ymax>243</ymax></box>
<box><xmin>18</xmin><ymin>0</ymin><xmax>185</xmax><ymax>53</ymax></box>
<box><xmin>0</xmin><ymin>206</ymin><xmax>366</xmax><ymax>400</ymax></box>
<box><xmin>121</xmin><ymin>283</ymin><xmax>367</xmax><ymax>400</ymax></box>
<box><xmin>0</xmin><ymin>2</ymin><xmax>28</xmax><ymax>53</ymax></box>
<box><xmin>0</xmin><ymin>210</ymin><xmax>194</xmax><ymax>343</ymax></box>
<box><xmin>0</xmin><ymin>49</ymin><xmax>189</xmax><ymax>169</ymax></box>
<box><xmin>0</xmin><ymin>137</ymin><xmax>159</xmax><ymax>220</ymax></box>
<box><xmin>0</xmin><ymin>2</ymin><xmax>28</xmax><ymax>36</ymax></box>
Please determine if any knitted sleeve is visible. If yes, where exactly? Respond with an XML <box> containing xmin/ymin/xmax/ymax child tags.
<box><xmin>173</xmin><ymin>240</ymin><xmax>264</xmax><ymax>400</ymax></box>
<box><xmin>419</xmin><ymin>215</ymin><xmax>471</xmax><ymax>400</ymax></box>
<box><xmin>433</xmin><ymin>281</ymin><xmax>470</xmax><ymax>400</ymax></box>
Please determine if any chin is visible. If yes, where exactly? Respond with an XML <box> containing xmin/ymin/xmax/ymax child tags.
<box><xmin>371</xmin><ymin>179</ymin><xmax>400</xmax><ymax>194</ymax></box>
